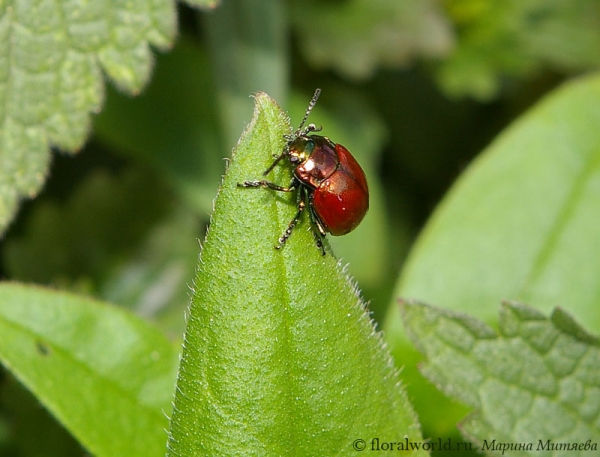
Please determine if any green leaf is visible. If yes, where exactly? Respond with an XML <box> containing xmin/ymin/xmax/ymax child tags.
<box><xmin>0</xmin><ymin>283</ymin><xmax>179</xmax><ymax>457</ymax></box>
<box><xmin>384</xmin><ymin>73</ymin><xmax>600</xmax><ymax>434</ymax></box>
<box><xmin>401</xmin><ymin>301</ymin><xmax>600</xmax><ymax>456</ymax></box>
<box><xmin>393</xmin><ymin>73</ymin><xmax>600</xmax><ymax>328</ymax></box>
<box><xmin>438</xmin><ymin>0</ymin><xmax>600</xmax><ymax>99</ymax></box>
<box><xmin>290</xmin><ymin>0</ymin><xmax>452</xmax><ymax>80</ymax></box>
<box><xmin>165</xmin><ymin>93</ymin><xmax>425</xmax><ymax>456</ymax></box>
<box><xmin>0</xmin><ymin>0</ymin><xmax>192</xmax><ymax>236</ymax></box>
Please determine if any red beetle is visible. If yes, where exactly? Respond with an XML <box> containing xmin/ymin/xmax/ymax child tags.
<box><xmin>239</xmin><ymin>89</ymin><xmax>369</xmax><ymax>255</ymax></box>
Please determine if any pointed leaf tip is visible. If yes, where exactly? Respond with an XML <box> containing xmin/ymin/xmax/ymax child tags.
<box><xmin>167</xmin><ymin>93</ymin><xmax>426</xmax><ymax>456</ymax></box>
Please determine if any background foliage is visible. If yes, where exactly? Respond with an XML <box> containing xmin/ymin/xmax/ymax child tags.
<box><xmin>1</xmin><ymin>0</ymin><xmax>600</xmax><ymax>455</ymax></box>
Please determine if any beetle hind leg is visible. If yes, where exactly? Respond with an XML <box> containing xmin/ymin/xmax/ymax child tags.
<box><xmin>310</xmin><ymin>230</ymin><xmax>326</xmax><ymax>256</ymax></box>
<box><xmin>307</xmin><ymin>201</ymin><xmax>327</xmax><ymax>256</ymax></box>
<box><xmin>276</xmin><ymin>199</ymin><xmax>305</xmax><ymax>250</ymax></box>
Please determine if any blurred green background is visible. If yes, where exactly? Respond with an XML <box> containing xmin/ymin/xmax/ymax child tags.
<box><xmin>2</xmin><ymin>0</ymin><xmax>600</xmax><ymax>455</ymax></box>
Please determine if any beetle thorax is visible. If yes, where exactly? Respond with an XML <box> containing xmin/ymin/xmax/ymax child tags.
<box><xmin>290</xmin><ymin>135</ymin><xmax>340</xmax><ymax>188</ymax></box>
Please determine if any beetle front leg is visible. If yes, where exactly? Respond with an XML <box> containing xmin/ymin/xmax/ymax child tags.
<box><xmin>237</xmin><ymin>179</ymin><xmax>296</xmax><ymax>193</ymax></box>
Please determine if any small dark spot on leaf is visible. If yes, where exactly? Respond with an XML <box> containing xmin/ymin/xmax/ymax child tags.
<box><xmin>36</xmin><ymin>341</ymin><xmax>51</xmax><ymax>356</ymax></box>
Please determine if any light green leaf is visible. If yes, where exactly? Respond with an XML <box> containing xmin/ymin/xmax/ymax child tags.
<box><xmin>0</xmin><ymin>0</ymin><xmax>215</xmax><ymax>236</ymax></box>
<box><xmin>0</xmin><ymin>283</ymin><xmax>179</xmax><ymax>457</ymax></box>
<box><xmin>165</xmin><ymin>93</ymin><xmax>425</xmax><ymax>456</ymax></box>
<box><xmin>394</xmin><ymin>74</ymin><xmax>600</xmax><ymax>328</ymax></box>
<box><xmin>385</xmin><ymin>73</ymin><xmax>600</xmax><ymax>434</ymax></box>
<box><xmin>401</xmin><ymin>301</ymin><xmax>600</xmax><ymax>457</ymax></box>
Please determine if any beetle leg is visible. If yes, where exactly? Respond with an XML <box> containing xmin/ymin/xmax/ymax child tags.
<box><xmin>310</xmin><ymin>210</ymin><xmax>327</xmax><ymax>237</ymax></box>
<box><xmin>307</xmin><ymin>193</ymin><xmax>327</xmax><ymax>255</ymax></box>
<box><xmin>307</xmin><ymin>193</ymin><xmax>327</xmax><ymax>237</ymax></box>
<box><xmin>276</xmin><ymin>190</ymin><xmax>305</xmax><ymax>250</ymax></box>
<box><xmin>308</xmin><ymin>227</ymin><xmax>325</xmax><ymax>256</ymax></box>
<box><xmin>238</xmin><ymin>179</ymin><xmax>296</xmax><ymax>192</ymax></box>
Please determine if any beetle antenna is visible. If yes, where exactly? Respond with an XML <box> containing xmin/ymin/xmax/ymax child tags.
<box><xmin>295</xmin><ymin>88</ymin><xmax>321</xmax><ymax>135</ymax></box>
